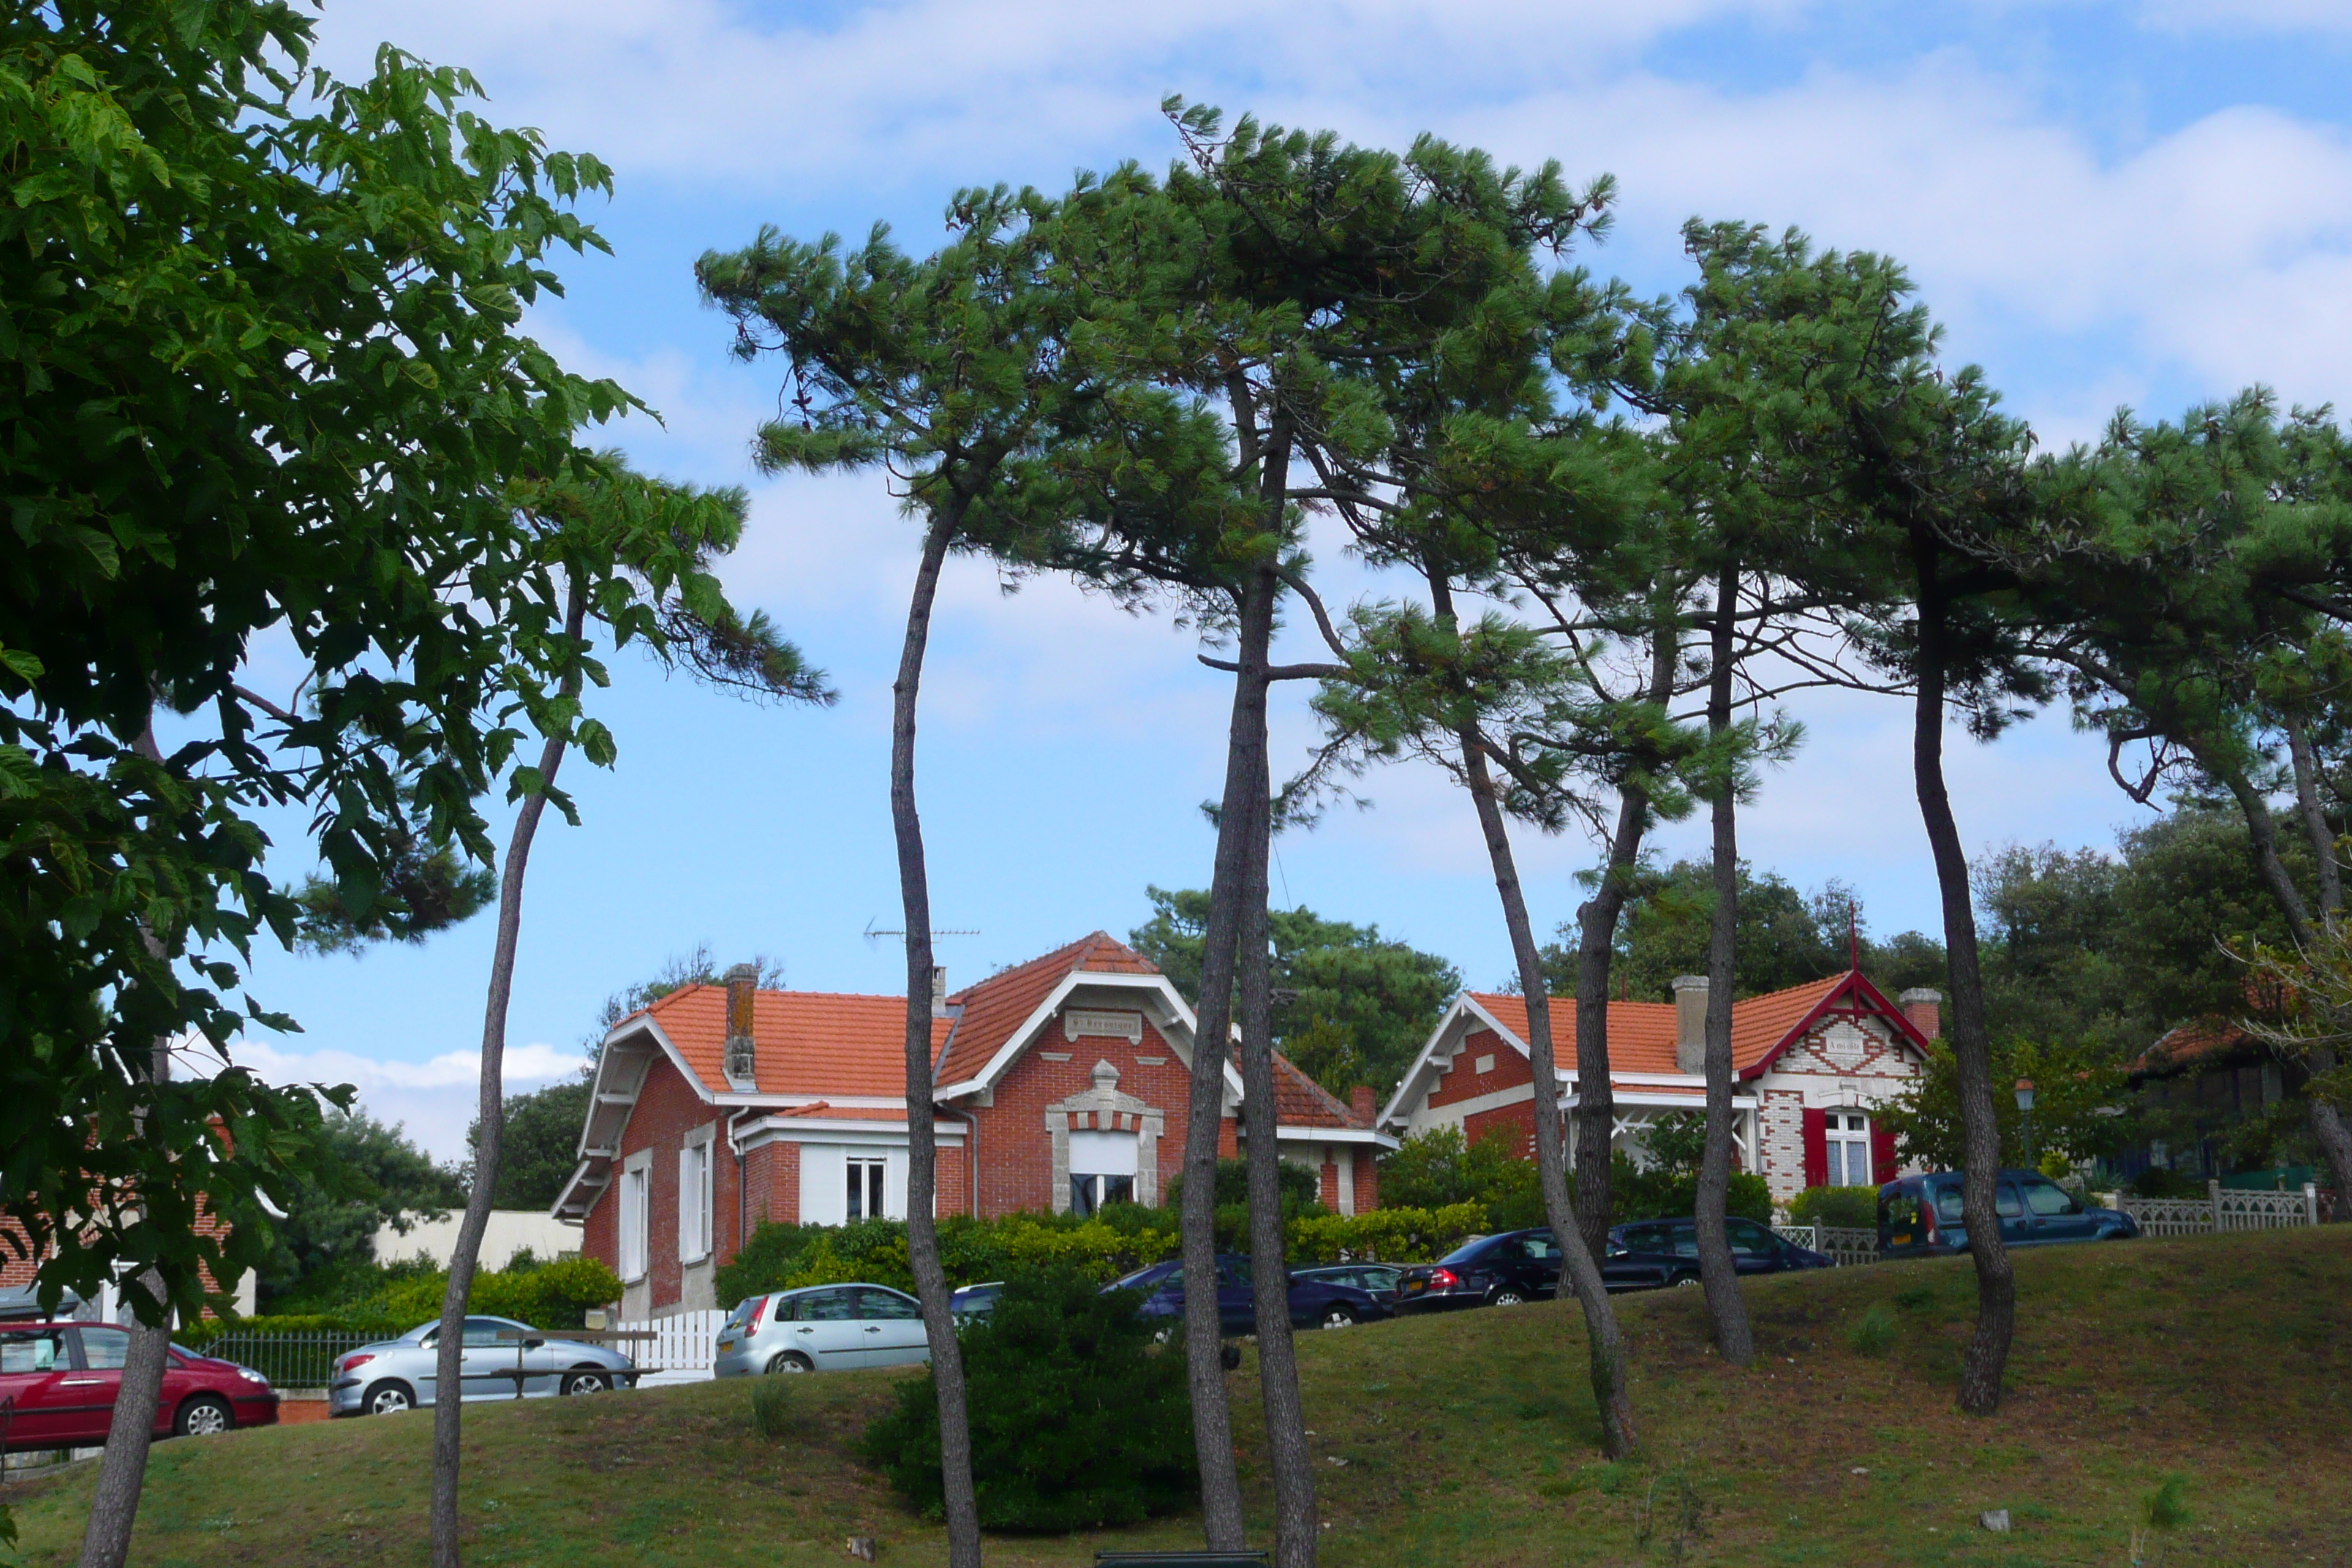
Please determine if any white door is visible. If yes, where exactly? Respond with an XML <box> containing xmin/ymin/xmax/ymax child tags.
<box><xmin>850</xmin><ymin>1287</ymin><xmax>930</xmax><ymax>1368</ymax></box>
<box><xmin>780</xmin><ymin>1287</ymin><xmax>866</xmax><ymax>1369</ymax></box>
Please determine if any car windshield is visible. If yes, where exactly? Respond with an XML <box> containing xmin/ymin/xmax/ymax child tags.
<box><xmin>1436</xmin><ymin>1237</ymin><xmax>1496</xmax><ymax>1266</ymax></box>
<box><xmin>2025</xmin><ymin>1181</ymin><xmax>2078</xmax><ymax>1215</ymax></box>
<box><xmin>724</xmin><ymin>1297</ymin><xmax>765</xmax><ymax>1330</ymax></box>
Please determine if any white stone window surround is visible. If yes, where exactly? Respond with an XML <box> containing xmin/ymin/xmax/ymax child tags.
<box><xmin>617</xmin><ymin>1148</ymin><xmax>653</xmax><ymax>1283</ymax></box>
<box><xmin>677</xmin><ymin>1123</ymin><xmax>716</xmax><ymax>1265</ymax></box>
<box><xmin>1047</xmin><ymin>1060</ymin><xmax>1166</xmax><ymax>1213</ymax></box>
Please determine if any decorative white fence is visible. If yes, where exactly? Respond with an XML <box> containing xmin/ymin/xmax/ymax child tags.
<box><xmin>1775</xmin><ymin>1224</ymin><xmax>1881</xmax><ymax>1267</ymax></box>
<box><xmin>2119</xmin><ymin>1180</ymin><xmax>2323</xmax><ymax>1237</ymax></box>
<box><xmin>615</xmin><ymin>1308</ymin><xmax>725</xmax><ymax>1385</ymax></box>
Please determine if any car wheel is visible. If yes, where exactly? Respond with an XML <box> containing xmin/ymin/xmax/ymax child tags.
<box><xmin>1672</xmin><ymin>1272</ymin><xmax>1700</xmax><ymax>1289</ymax></box>
<box><xmin>561</xmin><ymin>1368</ymin><xmax>609</xmax><ymax>1396</ymax></box>
<box><xmin>363</xmin><ymin>1380</ymin><xmax>415</xmax><ymax>1416</ymax></box>
<box><xmin>765</xmin><ymin>1352</ymin><xmax>812</xmax><ymax>1376</ymax></box>
<box><xmin>1319</xmin><ymin>1305</ymin><xmax>1357</xmax><ymax>1330</ymax></box>
<box><xmin>175</xmin><ymin>1395</ymin><xmax>233</xmax><ymax>1437</ymax></box>
<box><xmin>1490</xmin><ymin>1288</ymin><xmax>1527</xmax><ymax>1307</ymax></box>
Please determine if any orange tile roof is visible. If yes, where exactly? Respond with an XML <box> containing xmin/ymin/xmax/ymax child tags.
<box><xmin>1270</xmin><ymin>1053</ymin><xmax>1369</xmax><ymax>1129</ymax></box>
<box><xmin>636</xmin><ymin>984</ymin><xmax>949</xmax><ymax>1100</ymax></box>
<box><xmin>934</xmin><ymin>932</ymin><xmax>1161</xmax><ymax>1088</ymax></box>
<box><xmin>2136</xmin><ymin>1018</ymin><xmax>2253</xmax><ymax>1075</ymax></box>
<box><xmin>1463</xmin><ymin>973</ymin><xmax>1852</xmax><ymax>1078</ymax></box>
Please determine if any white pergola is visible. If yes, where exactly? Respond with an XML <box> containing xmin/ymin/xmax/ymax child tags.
<box><xmin>1555</xmin><ymin>1074</ymin><xmax>1763</xmax><ymax>1174</ymax></box>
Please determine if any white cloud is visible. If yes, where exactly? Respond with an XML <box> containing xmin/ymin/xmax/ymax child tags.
<box><xmin>179</xmin><ymin>1037</ymin><xmax>590</xmax><ymax>1164</ymax></box>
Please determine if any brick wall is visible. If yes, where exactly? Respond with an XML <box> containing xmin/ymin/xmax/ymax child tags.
<box><xmin>1351</xmin><ymin>1149</ymin><xmax>1379</xmax><ymax>1214</ymax></box>
<box><xmin>1754</xmin><ymin>1015</ymin><xmax>1921</xmax><ymax>1201</ymax></box>
<box><xmin>1426</xmin><ymin>1028</ymin><xmax>1531</xmax><ymax>1109</ymax></box>
<box><xmin>967</xmin><ymin>1013</ymin><xmax>1232</xmax><ymax>1216</ymax></box>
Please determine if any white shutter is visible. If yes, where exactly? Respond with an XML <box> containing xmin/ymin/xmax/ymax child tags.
<box><xmin>678</xmin><ymin>1143</ymin><xmax>709</xmax><ymax>1262</ymax></box>
<box><xmin>618</xmin><ymin>1166</ymin><xmax>647</xmax><ymax>1280</ymax></box>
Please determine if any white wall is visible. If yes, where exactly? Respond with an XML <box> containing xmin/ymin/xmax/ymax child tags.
<box><xmin>374</xmin><ymin>1210</ymin><xmax>585</xmax><ymax>1271</ymax></box>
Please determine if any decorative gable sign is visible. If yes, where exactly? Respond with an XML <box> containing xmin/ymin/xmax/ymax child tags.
<box><xmin>1066</xmin><ymin>1009</ymin><xmax>1144</xmax><ymax>1044</ymax></box>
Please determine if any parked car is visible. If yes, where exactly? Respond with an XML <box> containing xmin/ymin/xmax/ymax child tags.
<box><xmin>1107</xmin><ymin>1256</ymin><xmax>1391</xmax><ymax>1334</ymax></box>
<box><xmin>948</xmin><ymin>1281</ymin><xmax>1003</xmax><ymax>1321</ymax></box>
<box><xmin>0</xmin><ymin>1322</ymin><xmax>279</xmax><ymax>1450</ymax></box>
<box><xmin>328</xmin><ymin>1316</ymin><xmax>639</xmax><ymax>1417</ymax></box>
<box><xmin>1878</xmin><ymin>1170</ymin><xmax>2140</xmax><ymax>1258</ymax></box>
<box><xmin>713</xmin><ymin>1284</ymin><xmax>932</xmax><ymax>1376</ymax></box>
<box><xmin>1396</xmin><ymin>1223</ymin><xmax>1771</xmax><ymax>1311</ymax></box>
<box><xmin>1607</xmin><ymin>1217</ymin><xmax>1835</xmax><ymax>1282</ymax></box>
<box><xmin>1289</xmin><ymin>1263</ymin><xmax>1406</xmax><ymax>1306</ymax></box>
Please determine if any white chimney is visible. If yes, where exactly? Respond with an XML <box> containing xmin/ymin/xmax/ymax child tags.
<box><xmin>931</xmin><ymin>966</ymin><xmax>949</xmax><ymax>1019</ymax></box>
<box><xmin>1673</xmin><ymin>976</ymin><xmax>1708</xmax><ymax>1075</ymax></box>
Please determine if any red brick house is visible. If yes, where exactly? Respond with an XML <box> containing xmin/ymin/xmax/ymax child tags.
<box><xmin>554</xmin><ymin>933</ymin><xmax>1393</xmax><ymax>1319</ymax></box>
<box><xmin>1379</xmin><ymin>968</ymin><xmax>1941</xmax><ymax>1205</ymax></box>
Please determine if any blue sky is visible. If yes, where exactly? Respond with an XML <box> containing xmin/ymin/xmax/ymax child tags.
<box><xmin>219</xmin><ymin>0</ymin><xmax>2352</xmax><ymax>1157</ymax></box>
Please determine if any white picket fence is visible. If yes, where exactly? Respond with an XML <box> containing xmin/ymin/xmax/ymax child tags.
<box><xmin>1775</xmin><ymin>1224</ymin><xmax>1882</xmax><ymax>1267</ymax></box>
<box><xmin>614</xmin><ymin>1308</ymin><xmax>725</xmax><ymax>1386</ymax></box>
<box><xmin>2119</xmin><ymin>1180</ymin><xmax>2324</xmax><ymax>1237</ymax></box>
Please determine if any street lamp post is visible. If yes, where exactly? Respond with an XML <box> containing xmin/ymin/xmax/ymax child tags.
<box><xmin>2014</xmin><ymin>1078</ymin><xmax>2037</xmax><ymax>1171</ymax></box>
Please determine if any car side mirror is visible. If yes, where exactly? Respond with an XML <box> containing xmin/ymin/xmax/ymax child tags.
<box><xmin>523</xmin><ymin>1338</ymin><xmax>545</xmax><ymax>1349</ymax></box>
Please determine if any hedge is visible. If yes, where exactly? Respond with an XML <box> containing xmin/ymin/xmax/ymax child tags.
<box><xmin>713</xmin><ymin>1202</ymin><xmax>1493</xmax><ymax>1305</ymax></box>
<box><xmin>178</xmin><ymin>1254</ymin><xmax>622</xmax><ymax>1342</ymax></box>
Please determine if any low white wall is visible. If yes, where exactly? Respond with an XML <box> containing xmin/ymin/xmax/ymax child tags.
<box><xmin>374</xmin><ymin>1210</ymin><xmax>584</xmax><ymax>1271</ymax></box>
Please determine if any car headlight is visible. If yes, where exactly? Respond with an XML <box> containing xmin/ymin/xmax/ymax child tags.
<box><xmin>238</xmin><ymin>1368</ymin><xmax>268</xmax><ymax>1384</ymax></box>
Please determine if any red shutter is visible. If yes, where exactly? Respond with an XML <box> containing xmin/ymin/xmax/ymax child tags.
<box><xmin>1801</xmin><ymin>1107</ymin><xmax>1828</xmax><ymax>1188</ymax></box>
<box><xmin>1871</xmin><ymin>1123</ymin><xmax>1899</xmax><ymax>1185</ymax></box>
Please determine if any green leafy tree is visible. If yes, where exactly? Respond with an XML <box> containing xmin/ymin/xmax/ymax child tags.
<box><xmin>1376</xmin><ymin>1126</ymin><xmax>1545</xmax><ymax>1230</ymax></box>
<box><xmin>466</xmin><ymin>1079</ymin><xmax>591</xmax><ymax>1213</ymax></box>
<box><xmin>1875</xmin><ymin>1038</ymin><xmax>2136</xmax><ymax>1174</ymax></box>
<box><xmin>1130</xmin><ymin>887</ymin><xmax>1462</xmax><ymax>1096</ymax></box>
<box><xmin>256</xmin><ymin>1110</ymin><xmax>463</xmax><ymax>1308</ymax></box>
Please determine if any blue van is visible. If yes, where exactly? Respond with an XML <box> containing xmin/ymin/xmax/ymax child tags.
<box><xmin>1878</xmin><ymin>1170</ymin><xmax>2138</xmax><ymax>1257</ymax></box>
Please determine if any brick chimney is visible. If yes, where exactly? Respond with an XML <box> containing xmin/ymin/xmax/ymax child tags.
<box><xmin>722</xmin><ymin>962</ymin><xmax>760</xmax><ymax>1091</ymax></box>
<box><xmin>1899</xmin><ymin>987</ymin><xmax>1943</xmax><ymax>1041</ymax></box>
<box><xmin>1350</xmin><ymin>1085</ymin><xmax>1376</xmax><ymax>1128</ymax></box>
<box><xmin>1673</xmin><ymin>976</ymin><xmax>1708</xmax><ymax>1074</ymax></box>
<box><xmin>931</xmin><ymin>966</ymin><xmax>949</xmax><ymax>1020</ymax></box>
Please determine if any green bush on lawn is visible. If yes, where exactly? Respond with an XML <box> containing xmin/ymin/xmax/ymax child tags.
<box><xmin>1787</xmin><ymin>1186</ymin><xmax>1881</xmax><ymax>1229</ymax></box>
<box><xmin>859</xmin><ymin>1266</ymin><xmax>1196</xmax><ymax>1531</ymax></box>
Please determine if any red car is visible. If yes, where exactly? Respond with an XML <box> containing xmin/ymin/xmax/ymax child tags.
<box><xmin>0</xmin><ymin>1322</ymin><xmax>279</xmax><ymax>1450</ymax></box>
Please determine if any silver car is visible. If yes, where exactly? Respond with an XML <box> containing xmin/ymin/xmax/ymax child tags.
<box><xmin>328</xmin><ymin>1315</ymin><xmax>639</xmax><ymax>1417</ymax></box>
<box><xmin>713</xmin><ymin>1284</ymin><xmax>930</xmax><ymax>1376</ymax></box>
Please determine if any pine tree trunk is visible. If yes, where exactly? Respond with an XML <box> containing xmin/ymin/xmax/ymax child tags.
<box><xmin>1695</xmin><ymin>565</ymin><xmax>1753</xmax><ymax>1365</ymax></box>
<box><xmin>2285</xmin><ymin>712</ymin><xmax>2343</xmax><ymax>919</ymax></box>
<box><xmin>890</xmin><ymin>513</ymin><xmax>985</xmax><ymax>1567</ymax></box>
<box><xmin>1234</xmin><ymin>584</ymin><xmax>1318</xmax><ymax>1566</ymax></box>
<box><xmin>2214</xmin><ymin>728</ymin><xmax>2352</xmax><ymax>1216</ymax></box>
<box><xmin>78</xmin><ymin>715</ymin><xmax>174</xmax><ymax>1568</ymax></box>
<box><xmin>1459</xmin><ymin>731</ymin><xmax>1639</xmax><ymax>1454</ymax></box>
<box><xmin>1569</xmin><ymin>617</ymin><xmax>1676</xmax><ymax>1261</ymax></box>
<box><xmin>1178</xmin><ymin>565</ymin><xmax>1270</xmax><ymax>1553</ymax></box>
<box><xmin>430</xmin><ymin>577</ymin><xmax>587</xmax><ymax>1568</ymax></box>
<box><xmin>1909</xmin><ymin>542</ymin><xmax>2013</xmax><ymax>1417</ymax></box>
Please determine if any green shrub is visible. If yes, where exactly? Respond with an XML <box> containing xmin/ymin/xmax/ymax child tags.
<box><xmin>177</xmin><ymin>1312</ymin><xmax>399</xmax><ymax>1346</ymax></box>
<box><xmin>862</xmin><ymin>1266</ymin><xmax>1196</xmax><ymax>1531</ymax></box>
<box><xmin>1844</xmin><ymin>1304</ymin><xmax>1896</xmax><ymax>1357</ymax></box>
<box><xmin>2129</xmin><ymin>1166</ymin><xmax>2204</xmax><ymax>1200</ymax></box>
<box><xmin>1287</xmin><ymin>1202</ymin><xmax>1486</xmax><ymax>1264</ymax></box>
<box><xmin>1611</xmin><ymin>1153</ymin><xmax>1774</xmax><ymax>1224</ymax></box>
<box><xmin>1379</xmin><ymin>1126</ymin><xmax>1544</xmax><ymax>1230</ymax></box>
<box><xmin>750</xmin><ymin>1375</ymin><xmax>801</xmax><ymax>1439</ymax></box>
<box><xmin>1787</xmin><ymin>1186</ymin><xmax>1880</xmax><ymax>1229</ymax></box>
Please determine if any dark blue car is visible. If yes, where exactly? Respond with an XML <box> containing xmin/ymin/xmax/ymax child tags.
<box><xmin>1107</xmin><ymin>1255</ymin><xmax>1390</xmax><ymax>1333</ymax></box>
<box><xmin>1877</xmin><ymin>1170</ymin><xmax>2139</xmax><ymax>1257</ymax></box>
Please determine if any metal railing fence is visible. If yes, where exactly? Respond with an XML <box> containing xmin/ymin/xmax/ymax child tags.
<box><xmin>195</xmin><ymin>1330</ymin><xmax>379</xmax><ymax>1390</ymax></box>
<box><xmin>2119</xmin><ymin>1180</ymin><xmax>2323</xmax><ymax>1237</ymax></box>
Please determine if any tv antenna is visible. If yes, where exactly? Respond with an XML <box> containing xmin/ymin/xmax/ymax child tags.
<box><xmin>862</xmin><ymin>918</ymin><xmax>980</xmax><ymax>945</ymax></box>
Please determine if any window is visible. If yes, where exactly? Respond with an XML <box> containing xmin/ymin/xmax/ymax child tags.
<box><xmin>1069</xmin><ymin>1173</ymin><xmax>1134</xmax><ymax>1217</ymax></box>
<box><xmin>1727</xmin><ymin>1220</ymin><xmax>1777</xmax><ymax>1257</ymax></box>
<box><xmin>1995</xmin><ymin>1182</ymin><xmax>2024</xmax><ymax>1219</ymax></box>
<box><xmin>679</xmin><ymin>1139</ymin><xmax>712</xmax><ymax>1263</ymax></box>
<box><xmin>1523</xmin><ymin>1233</ymin><xmax>1560</xmax><ymax>1262</ymax></box>
<box><xmin>856</xmin><ymin>1289</ymin><xmax>921</xmax><ymax>1321</ymax></box>
<box><xmin>2024</xmin><ymin>1181</ymin><xmax>2079</xmax><ymax>1217</ymax></box>
<box><xmin>461</xmin><ymin>1318</ymin><xmax>511</xmax><ymax>1349</ymax></box>
<box><xmin>1823</xmin><ymin>1112</ymin><xmax>1874</xmax><ymax>1187</ymax></box>
<box><xmin>618</xmin><ymin>1161</ymin><xmax>650</xmax><ymax>1281</ymax></box>
<box><xmin>77</xmin><ymin>1326</ymin><xmax>131</xmax><ymax>1369</ymax></box>
<box><xmin>796</xmin><ymin>1289</ymin><xmax>858</xmax><ymax>1322</ymax></box>
<box><xmin>1665</xmin><ymin>1223</ymin><xmax>1700</xmax><ymax>1259</ymax></box>
<box><xmin>1618</xmin><ymin>1224</ymin><xmax>1665</xmax><ymax>1254</ymax></box>
<box><xmin>1935</xmin><ymin>1188</ymin><xmax>1964</xmax><ymax>1221</ymax></box>
<box><xmin>1</xmin><ymin>1329</ymin><xmax>64</xmax><ymax>1373</ymax></box>
<box><xmin>846</xmin><ymin>1158</ymin><xmax>886</xmax><ymax>1221</ymax></box>
<box><xmin>725</xmin><ymin>1297</ymin><xmax>767</xmax><ymax>1330</ymax></box>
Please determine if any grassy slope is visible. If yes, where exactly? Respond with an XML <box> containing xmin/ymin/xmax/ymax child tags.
<box><xmin>7</xmin><ymin>1227</ymin><xmax>2346</xmax><ymax>1567</ymax></box>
